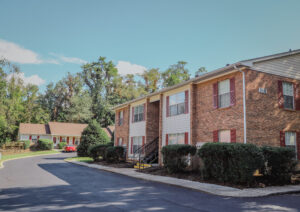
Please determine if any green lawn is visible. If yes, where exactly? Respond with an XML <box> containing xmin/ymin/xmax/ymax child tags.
<box><xmin>0</xmin><ymin>150</ymin><xmax>59</xmax><ymax>164</ymax></box>
<box><xmin>65</xmin><ymin>157</ymin><xmax>93</xmax><ymax>163</ymax></box>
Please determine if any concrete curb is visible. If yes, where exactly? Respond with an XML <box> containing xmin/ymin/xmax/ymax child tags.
<box><xmin>67</xmin><ymin>160</ymin><xmax>300</xmax><ymax>198</ymax></box>
<box><xmin>0</xmin><ymin>152</ymin><xmax>60</xmax><ymax>169</ymax></box>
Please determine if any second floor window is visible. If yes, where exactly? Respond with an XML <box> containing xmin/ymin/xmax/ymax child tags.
<box><xmin>133</xmin><ymin>105</ymin><xmax>144</xmax><ymax>122</ymax></box>
<box><xmin>119</xmin><ymin>111</ymin><xmax>124</xmax><ymax>126</ymax></box>
<box><xmin>283</xmin><ymin>82</ymin><xmax>294</xmax><ymax>109</ymax></box>
<box><xmin>218</xmin><ymin>79</ymin><xmax>230</xmax><ymax>108</ymax></box>
<box><xmin>169</xmin><ymin>92</ymin><xmax>185</xmax><ymax>116</ymax></box>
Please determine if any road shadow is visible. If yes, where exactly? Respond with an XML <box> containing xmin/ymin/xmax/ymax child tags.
<box><xmin>1</xmin><ymin>162</ymin><xmax>300</xmax><ymax>211</ymax></box>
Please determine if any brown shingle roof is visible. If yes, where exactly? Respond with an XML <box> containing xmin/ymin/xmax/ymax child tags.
<box><xmin>19</xmin><ymin>123</ymin><xmax>50</xmax><ymax>135</ymax></box>
<box><xmin>48</xmin><ymin>122</ymin><xmax>88</xmax><ymax>136</ymax></box>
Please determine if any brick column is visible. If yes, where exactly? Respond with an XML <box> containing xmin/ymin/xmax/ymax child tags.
<box><xmin>190</xmin><ymin>84</ymin><xmax>196</xmax><ymax>146</ymax></box>
<box><xmin>126</xmin><ymin>104</ymin><xmax>131</xmax><ymax>161</ymax></box>
<box><xmin>158</xmin><ymin>94</ymin><xmax>163</xmax><ymax>166</ymax></box>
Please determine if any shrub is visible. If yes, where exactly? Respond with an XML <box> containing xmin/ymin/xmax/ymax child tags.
<box><xmin>58</xmin><ymin>142</ymin><xmax>67</xmax><ymax>149</ymax></box>
<box><xmin>37</xmin><ymin>139</ymin><xmax>53</xmax><ymax>150</ymax></box>
<box><xmin>105</xmin><ymin>146</ymin><xmax>125</xmax><ymax>163</ymax></box>
<box><xmin>261</xmin><ymin>146</ymin><xmax>297</xmax><ymax>184</ymax></box>
<box><xmin>198</xmin><ymin>143</ymin><xmax>264</xmax><ymax>185</ymax></box>
<box><xmin>88</xmin><ymin>144</ymin><xmax>109</xmax><ymax>161</ymax></box>
<box><xmin>23</xmin><ymin>140</ymin><xmax>31</xmax><ymax>149</ymax></box>
<box><xmin>161</xmin><ymin>144</ymin><xmax>197</xmax><ymax>173</ymax></box>
<box><xmin>77</xmin><ymin>120</ymin><xmax>110</xmax><ymax>156</ymax></box>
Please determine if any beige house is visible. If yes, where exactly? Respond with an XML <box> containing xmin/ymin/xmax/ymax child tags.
<box><xmin>19</xmin><ymin>122</ymin><xmax>114</xmax><ymax>147</ymax></box>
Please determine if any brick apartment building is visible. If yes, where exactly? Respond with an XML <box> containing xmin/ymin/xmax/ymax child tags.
<box><xmin>113</xmin><ymin>49</ymin><xmax>300</xmax><ymax>164</ymax></box>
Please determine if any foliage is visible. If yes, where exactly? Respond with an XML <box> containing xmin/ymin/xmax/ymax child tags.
<box><xmin>37</xmin><ymin>139</ymin><xmax>53</xmax><ymax>150</ymax></box>
<box><xmin>139</xmin><ymin>68</ymin><xmax>161</xmax><ymax>93</ymax></box>
<box><xmin>23</xmin><ymin>140</ymin><xmax>31</xmax><ymax>149</ymax></box>
<box><xmin>161</xmin><ymin>144</ymin><xmax>196</xmax><ymax>173</ymax></box>
<box><xmin>88</xmin><ymin>143</ymin><xmax>110</xmax><ymax>161</ymax></box>
<box><xmin>105</xmin><ymin>146</ymin><xmax>125</xmax><ymax>163</ymax></box>
<box><xmin>261</xmin><ymin>146</ymin><xmax>297</xmax><ymax>184</ymax></box>
<box><xmin>77</xmin><ymin>120</ymin><xmax>110</xmax><ymax>156</ymax></box>
<box><xmin>58</xmin><ymin>142</ymin><xmax>67</xmax><ymax>149</ymax></box>
<box><xmin>161</xmin><ymin>61</ymin><xmax>190</xmax><ymax>87</ymax></box>
<box><xmin>198</xmin><ymin>143</ymin><xmax>264</xmax><ymax>185</ymax></box>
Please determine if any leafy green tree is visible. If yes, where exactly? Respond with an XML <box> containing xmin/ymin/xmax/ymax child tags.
<box><xmin>195</xmin><ymin>67</ymin><xmax>207</xmax><ymax>76</ymax></box>
<box><xmin>139</xmin><ymin>68</ymin><xmax>161</xmax><ymax>93</ymax></box>
<box><xmin>77</xmin><ymin>119</ymin><xmax>110</xmax><ymax>156</ymax></box>
<box><xmin>161</xmin><ymin>61</ymin><xmax>190</xmax><ymax>87</ymax></box>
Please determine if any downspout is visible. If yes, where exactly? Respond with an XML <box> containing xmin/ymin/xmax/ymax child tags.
<box><xmin>234</xmin><ymin>65</ymin><xmax>247</xmax><ymax>144</ymax></box>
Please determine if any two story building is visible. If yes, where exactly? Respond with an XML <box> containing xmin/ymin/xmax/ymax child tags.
<box><xmin>113</xmin><ymin>49</ymin><xmax>300</xmax><ymax>164</ymax></box>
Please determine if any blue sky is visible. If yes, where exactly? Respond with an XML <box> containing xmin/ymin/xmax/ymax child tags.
<box><xmin>0</xmin><ymin>0</ymin><xmax>299</xmax><ymax>92</ymax></box>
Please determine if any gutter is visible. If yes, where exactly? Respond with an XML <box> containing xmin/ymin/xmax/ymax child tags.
<box><xmin>234</xmin><ymin>65</ymin><xmax>247</xmax><ymax>144</ymax></box>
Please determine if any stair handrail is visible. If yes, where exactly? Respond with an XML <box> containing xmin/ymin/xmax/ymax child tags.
<box><xmin>133</xmin><ymin>137</ymin><xmax>159</xmax><ymax>169</ymax></box>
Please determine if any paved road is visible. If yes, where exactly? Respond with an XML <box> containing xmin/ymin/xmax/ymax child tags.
<box><xmin>0</xmin><ymin>154</ymin><xmax>299</xmax><ymax>212</ymax></box>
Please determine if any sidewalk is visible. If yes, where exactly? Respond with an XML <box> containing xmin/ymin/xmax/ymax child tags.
<box><xmin>67</xmin><ymin>160</ymin><xmax>300</xmax><ymax>197</ymax></box>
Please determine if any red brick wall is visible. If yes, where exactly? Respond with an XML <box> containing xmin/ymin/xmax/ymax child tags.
<box><xmin>115</xmin><ymin>106</ymin><xmax>130</xmax><ymax>149</ymax></box>
<box><xmin>193</xmin><ymin>72</ymin><xmax>244</xmax><ymax>143</ymax></box>
<box><xmin>146</xmin><ymin>99</ymin><xmax>160</xmax><ymax>144</ymax></box>
<box><xmin>245</xmin><ymin>69</ymin><xmax>300</xmax><ymax>146</ymax></box>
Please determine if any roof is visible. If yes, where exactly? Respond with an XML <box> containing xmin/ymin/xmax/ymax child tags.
<box><xmin>48</xmin><ymin>122</ymin><xmax>88</xmax><ymax>136</ymax></box>
<box><xmin>19</xmin><ymin>123</ymin><xmax>51</xmax><ymax>135</ymax></box>
<box><xmin>113</xmin><ymin>49</ymin><xmax>300</xmax><ymax>110</ymax></box>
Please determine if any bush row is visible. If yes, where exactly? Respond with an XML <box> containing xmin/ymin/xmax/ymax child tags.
<box><xmin>162</xmin><ymin>143</ymin><xmax>297</xmax><ymax>185</ymax></box>
<box><xmin>87</xmin><ymin>143</ymin><xmax>125</xmax><ymax>163</ymax></box>
<box><xmin>37</xmin><ymin>139</ymin><xmax>53</xmax><ymax>150</ymax></box>
<box><xmin>58</xmin><ymin>142</ymin><xmax>67</xmax><ymax>149</ymax></box>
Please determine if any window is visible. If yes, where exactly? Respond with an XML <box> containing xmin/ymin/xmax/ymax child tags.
<box><xmin>168</xmin><ymin>133</ymin><xmax>185</xmax><ymax>145</ymax></box>
<box><xmin>132</xmin><ymin>136</ymin><xmax>143</xmax><ymax>153</ymax></box>
<box><xmin>285</xmin><ymin>132</ymin><xmax>297</xmax><ymax>157</ymax></box>
<box><xmin>219</xmin><ymin>130</ymin><xmax>231</xmax><ymax>143</ymax></box>
<box><xmin>119</xmin><ymin>111</ymin><xmax>124</xmax><ymax>126</ymax></box>
<box><xmin>118</xmin><ymin>137</ymin><xmax>123</xmax><ymax>146</ymax></box>
<box><xmin>75</xmin><ymin>137</ymin><xmax>80</xmax><ymax>145</ymax></box>
<box><xmin>62</xmin><ymin>137</ymin><xmax>66</xmax><ymax>142</ymax></box>
<box><xmin>133</xmin><ymin>105</ymin><xmax>144</xmax><ymax>122</ymax></box>
<box><xmin>218</xmin><ymin>79</ymin><xmax>230</xmax><ymax>108</ymax></box>
<box><xmin>53</xmin><ymin>137</ymin><xmax>57</xmax><ymax>144</ymax></box>
<box><xmin>283</xmin><ymin>82</ymin><xmax>294</xmax><ymax>109</ymax></box>
<box><xmin>169</xmin><ymin>92</ymin><xmax>185</xmax><ymax>116</ymax></box>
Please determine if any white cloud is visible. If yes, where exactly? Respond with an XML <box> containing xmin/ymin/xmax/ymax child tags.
<box><xmin>6</xmin><ymin>72</ymin><xmax>45</xmax><ymax>86</ymax></box>
<box><xmin>0</xmin><ymin>39</ymin><xmax>48</xmax><ymax>64</ymax></box>
<box><xmin>116</xmin><ymin>61</ymin><xmax>146</xmax><ymax>75</ymax></box>
<box><xmin>50</xmin><ymin>53</ymin><xmax>87</xmax><ymax>64</ymax></box>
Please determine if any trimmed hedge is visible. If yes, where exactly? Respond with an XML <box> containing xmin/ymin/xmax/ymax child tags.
<box><xmin>77</xmin><ymin>120</ymin><xmax>110</xmax><ymax>156</ymax></box>
<box><xmin>161</xmin><ymin>144</ymin><xmax>196</xmax><ymax>173</ymax></box>
<box><xmin>23</xmin><ymin>140</ymin><xmax>31</xmax><ymax>149</ymax></box>
<box><xmin>261</xmin><ymin>146</ymin><xmax>297</xmax><ymax>184</ymax></box>
<box><xmin>58</xmin><ymin>142</ymin><xmax>67</xmax><ymax>149</ymax></box>
<box><xmin>105</xmin><ymin>146</ymin><xmax>125</xmax><ymax>163</ymax></box>
<box><xmin>88</xmin><ymin>144</ymin><xmax>109</xmax><ymax>161</ymax></box>
<box><xmin>37</xmin><ymin>139</ymin><xmax>53</xmax><ymax>150</ymax></box>
<box><xmin>198</xmin><ymin>143</ymin><xmax>264</xmax><ymax>184</ymax></box>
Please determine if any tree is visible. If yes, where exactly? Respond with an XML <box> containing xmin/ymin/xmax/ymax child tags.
<box><xmin>77</xmin><ymin>119</ymin><xmax>110</xmax><ymax>156</ymax></box>
<box><xmin>195</xmin><ymin>67</ymin><xmax>207</xmax><ymax>76</ymax></box>
<box><xmin>139</xmin><ymin>68</ymin><xmax>161</xmax><ymax>93</ymax></box>
<box><xmin>81</xmin><ymin>57</ymin><xmax>118</xmax><ymax>126</ymax></box>
<box><xmin>161</xmin><ymin>61</ymin><xmax>190</xmax><ymax>87</ymax></box>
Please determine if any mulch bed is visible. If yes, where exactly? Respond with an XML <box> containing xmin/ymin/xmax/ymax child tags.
<box><xmin>93</xmin><ymin>160</ymin><xmax>134</xmax><ymax>168</ymax></box>
<box><xmin>0</xmin><ymin>149</ymin><xmax>31</xmax><ymax>155</ymax></box>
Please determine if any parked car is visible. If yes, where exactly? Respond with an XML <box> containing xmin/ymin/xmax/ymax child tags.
<box><xmin>64</xmin><ymin>145</ymin><xmax>76</xmax><ymax>152</ymax></box>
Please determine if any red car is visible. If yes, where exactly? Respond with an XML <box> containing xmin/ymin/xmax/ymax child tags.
<box><xmin>64</xmin><ymin>145</ymin><xmax>76</xmax><ymax>152</ymax></box>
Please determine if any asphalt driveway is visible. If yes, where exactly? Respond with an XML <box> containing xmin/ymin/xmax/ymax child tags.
<box><xmin>0</xmin><ymin>153</ymin><xmax>299</xmax><ymax>212</ymax></box>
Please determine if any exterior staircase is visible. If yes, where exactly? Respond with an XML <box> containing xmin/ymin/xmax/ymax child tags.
<box><xmin>133</xmin><ymin>137</ymin><xmax>158</xmax><ymax>170</ymax></box>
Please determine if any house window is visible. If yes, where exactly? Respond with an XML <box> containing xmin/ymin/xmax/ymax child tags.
<box><xmin>133</xmin><ymin>105</ymin><xmax>144</xmax><ymax>122</ymax></box>
<box><xmin>218</xmin><ymin>79</ymin><xmax>230</xmax><ymax>108</ymax></box>
<box><xmin>53</xmin><ymin>137</ymin><xmax>57</xmax><ymax>144</ymax></box>
<box><xmin>118</xmin><ymin>137</ymin><xmax>123</xmax><ymax>146</ymax></box>
<box><xmin>75</xmin><ymin>137</ymin><xmax>80</xmax><ymax>145</ymax></box>
<box><xmin>285</xmin><ymin>132</ymin><xmax>297</xmax><ymax>157</ymax></box>
<box><xmin>132</xmin><ymin>136</ymin><xmax>143</xmax><ymax>153</ymax></box>
<box><xmin>169</xmin><ymin>92</ymin><xmax>185</xmax><ymax>116</ymax></box>
<box><xmin>219</xmin><ymin>130</ymin><xmax>231</xmax><ymax>143</ymax></box>
<box><xmin>62</xmin><ymin>137</ymin><xmax>66</xmax><ymax>142</ymax></box>
<box><xmin>168</xmin><ymin>133</ymin><xmax>185</xmax><ymax>145</ymax></box>
<box><xmin>283</xmin><ymin>82</ymin><xmax>294</xmax><ymax>109</ymax></box>
<box><xmin>119</xmin><ymin>110</ymin><xmax>124</xmax><ymax>126</ymax></box>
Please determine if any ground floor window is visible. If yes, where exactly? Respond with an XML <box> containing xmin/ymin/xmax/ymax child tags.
<box><xmin>118</xmin><ymin>138</ymin><xmax>123</xmax><ymax>146</ymax></box>
<box><xmin>75</xmin><ymin>137</ymin><xmax>80</xmax><ymax>145</ymax></box>
<box><xmin>53</xmin><ymin>137</ymin><xmax>57</xmax><ymax>144</ymax></box>
<box><xmin>219</xmin><ymin>130</ymin><xmax>231</xmax><ymax>143</ymax></box>
<box><xmin>62</xmin><ymin>137</ymin><xmax>66</xmax><ymax>142</ymax></box>
<box><xmin>168</xmin><ymin>133</ymin><xmax>185</xmax><ymax>145</ymax></box>
<box><xmin>132</xmin><ymin>136</ymin><xmax>143</xmax><ymax>153</ymax></box>
<box><xmin>285</xmin><ymin>132</ymin><xmax>297</xmax><ymax>158</ymax></box>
